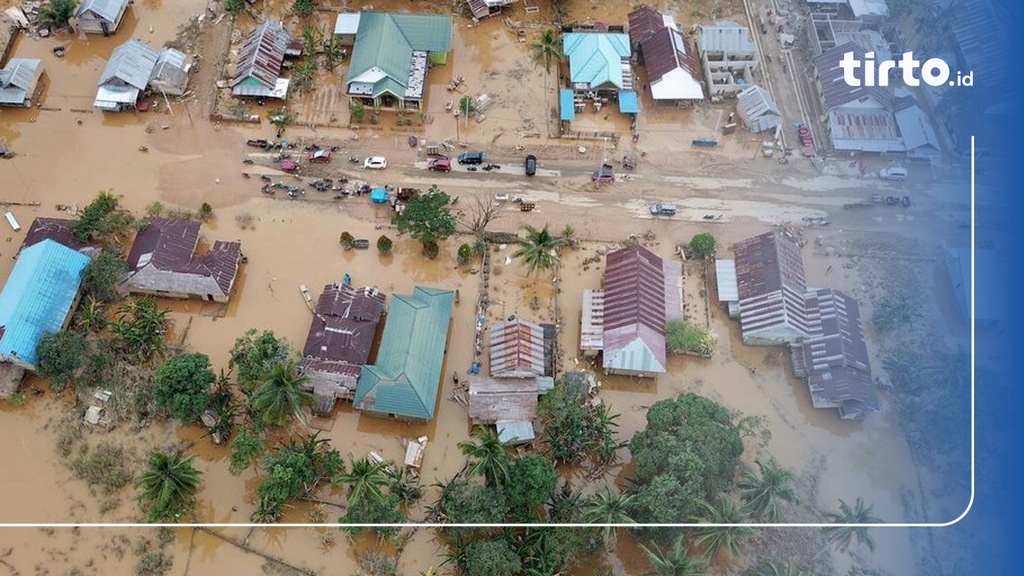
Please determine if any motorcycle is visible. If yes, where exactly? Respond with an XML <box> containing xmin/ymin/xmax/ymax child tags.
<box><xmin>260</xmin><ymin>175</ymin><xmax>272</xmax><ymax>183</ymax></box>
<box><xmin>330</xmin><ymin>145</ymin><xmax>341</xmax><ymax>152</ymax></box>
<box><xmin>242</xmin><ymin>172</ymin><xmax>250</xmax><ymax>179</ymax></box>
<box><xmin>466</xmin><ymin>166</ymin><xmax>478</xmax><ymax>172</ymax></box>
<box><xmin>242</xmin><ymin>158</ymin><xmax>254</xmax><ymax>164</ymax></box>
<box><xmin>348</xmin><ymin>156</ymin><xmax>361</xmax><ymax>164</ymax></box>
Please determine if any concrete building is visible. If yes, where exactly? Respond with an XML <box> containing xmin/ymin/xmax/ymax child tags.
<box><xmin>697</xmin><ymin>22</ymin><xmax>758</xmax><ymax>99</ymax></box>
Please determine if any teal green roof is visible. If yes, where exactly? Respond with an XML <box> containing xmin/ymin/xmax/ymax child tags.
<box><xmin>563</xmin><ymin>33</ymin><xmax>631</xmax><ymax>90</ymax></box>
<box><xmin>345</xmin><ymin>11</ymin><xmax>453</xmax><ymax>99</ymax></box>
<box><xmin>560</xmin><ymin>89</ymin><xmax>575</xmax><ymax>121</ymax></box>
<box><xmin>0</xmin><ymin>239</ymin><xmax>90</xmax><ymax>368</ymax></box>
<box><xmin>354</xmin><ymin>286</ymin><xmax>455</xmax><ymax>420</ymax></box>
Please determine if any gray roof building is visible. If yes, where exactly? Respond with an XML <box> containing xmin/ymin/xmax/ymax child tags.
<box><xmin>737</xmin><ymin>85</ymin><xmax>782</xmax><ymax>133</ymax></box>
<box><xmin>94</xmin><ymin>39</ymin><xmax>158</xmax><ymax>110</ymax></box>
<box><xmin>149</xmin><ymin>47</ymin><xmax>189</xmax><ymax>96</ymax></box>
<box><xmin>0</xmin><ymin>58</ymin><xmax>42</xmax><ymax>107</ymax></box>
<box><xmin>76</xmin><ymin>0</ymin><xmax>130</xmax><ymax>35</ymax></box>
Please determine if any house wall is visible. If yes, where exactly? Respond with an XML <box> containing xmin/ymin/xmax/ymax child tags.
<box><xmin>348</xmin><ymin>95</ymin><xmax>421</xmax><ymax>111</ymax></box>
<box><xmin>741</xmin><ymin>324</ymin><xmax>807</xmax><ymax>346</ymax></box>
<box><xmin>121</xmin><ymin>266</ymin><xmax>229</xmax><ymax>302</ymax></box>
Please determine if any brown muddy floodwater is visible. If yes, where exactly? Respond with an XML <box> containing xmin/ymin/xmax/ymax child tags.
<box><xmin>0</xmin><ymin>1</ymin><xmax>940</xmax><ymax>575</ymax></box>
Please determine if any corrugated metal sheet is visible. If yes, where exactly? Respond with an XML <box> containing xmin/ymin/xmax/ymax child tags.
<box><xmin>21</xmin><ymin>218</ymin><xmax>87</xmax><ymax>251</ymax></box>
<box><xmin>814</xmin><ymin>43</ymin><xmax>891</xmax><ymax>112</ymax></box>
<box><xmin>99</xmin><ymin>39</ymin><xmax>159</xmax><ymax>90</ymax></box>
<box><xmin>563</xmin><ymin>33</ymin><xmax>632</xmax><ymax>90</ymax></box>
<box><xmin>334</xmin><ymin>13</ymin><xmax>361</xmax><ymax>35</ymax></box>
<box><xmin>150</xmin><ymin>48</ymin><xmax>188</xmax><ymax>95</ymax></box>
<box><xmin>122</xmin><ymin>219</ymin><xmax>241</xmax><ymax>300</ymax></box>
<box><xmin>77</xmin><ymin>0</ymin><xmax>128</xmax><ymax>22</ymax></box>
<box><xmin>580</xmin><ymin>288</ymin><xmax>604</xmax><ymax>351</ymax></box>
<box><xmin>894</xmin><ymin>103</ymin><xmax>940</xmax><ymax>154</ymax></box>
<box><xmin>627</xmin><ymin>5</ymin><xmax>664</xmax><ymax>46</ymax></box>
<box><xmin>489</xmin><ymin>319</ymin><xmax>548</xmax><ymax>378</ymax></box>
<box><xmin>641</xmin><ymin>28</ymin><xmax>703</xmax><ymax>101</ymax></box>
<box><xmin>345</xmin><ymin>12</ymin><xmax>452</xmax><ymax>101</ymax></box>
<box><xmin>847</xmin><ymin>0</ymin><xmax>889</xmax><ymax>17</ymax></box>
<box><xmin>560</xmin><ymin>89</ymin><xmax>576</xmax><ymax>121</ymax></box>
<box><xmin>715</xmin><ymin>259</ymin><xmax>738</xmax><ymax>302</ymax></box>
<box><xmin>232</xmin><ymin>21</ymin><xmax>290</xmax><ymax>90</ymax></box>
<box><xmin>737</xmin><ymin>85</ymin><xmax>782</xmax><ymax>133</ymax></box>
<box><xmin>354</xmin><ymin>287</ymin><xmax>454</xmax><ymax>420</ymax></box>
<box><xmin>952</xmin><ymin>0</ymin><xmax>1004</xmax><ymax>109</ymax></box>
<box><xmin>698</xmin><ymin>22</ymin><xmax>756</xmax><ymax>54</ymax></box>
<box><xmin>0</xmin><ymin>58</ymin><xmax>42</xmax><ymax>105</ymax></box>
<box><xmin>734</xmin><ymin>231</ymin><xmax>817</xmax><ymax>343</ymax></box>
<box><xmin>496</xmin><ymin>421</ymin><xmax>535</xmax><ymax>445</ymax></box>
<box><xmin>601</xmin><ymin>245</ymin><xmax>670</xmax><ymax>374</ymax></box>
<box><xmin>304</xmin><ymin>283</ymin><xmax>385</xmax><ymax>365</ymax></box>
<box><xmin>468</xmin><ymin>377</ymin><xmax>541</xmax><ymax>424</ymax></box>
<box><xmin>0</xmin><ymin>239</ymin><xmax>91</xmax><ymax>369</ymax></box>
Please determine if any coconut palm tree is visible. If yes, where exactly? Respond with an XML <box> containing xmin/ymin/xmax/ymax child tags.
<box><xmin>583</xmin><ymin>486</ymin><xmax>635</xmax><ymax>545</ymax></box>
<box><xmin>250</xmin><ymin>360</ymin><xmax>314</xmax><ymax>428</ymax></box>
<box><xmin>336</xmin><ymin>457</ymin><xmax>390</xmax><ymax>507</ymax></box>
<box><xmin>738</xmin><ymin>458</ymin><xmax>801</xmax><ymax>523</ymax></box>
<box><xmin>744</xmin><ymin>559</ymin><xmax>818</xmax><ymax>576</ymax></box>
<box><xmin>822</xmin><ymin>497</ymin><xmax>883</xmax><ymax>553</ymax></box>
<box><xmin>530</xmin><ymin>29</ymin><xmax>565</xmax><ymax>73</ymax></box>
<box><xmin>512</xmin><ymin>224</ymin><xmax>569</xmax><ymax>276</ymax></box>
<box><xmin>690</xmin><ymin>494</ymin><xmax>755</xmax><ymax>561</ymax></box>
<box><xmin>639</xmin><ymin>536</ymin><xmax>710</xmax><ymax>576</ymax></box>
<box><xmin>458</xmin><ymin>427</ymin><xmax>512</xmax><ymax>487</ymax></box>
<box><xmin>926</xmin><ymin>345</ymin><xmax>969</xmax><ymax>393</ymax></box>
<box><xmin>135</xmin><ymin>449</ymin><xmax>203</xmax><ymax>522</ymax></box>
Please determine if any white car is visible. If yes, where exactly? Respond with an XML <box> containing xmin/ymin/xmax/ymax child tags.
<box><xmin>878</xmin><ymin>166</ymin><xmax>907</xmax><ymax>181</ymax></box>
<box><xmin>364</xmin><ymin>156</ymin><xmax>388</xmax><ymax>170</ymax></box>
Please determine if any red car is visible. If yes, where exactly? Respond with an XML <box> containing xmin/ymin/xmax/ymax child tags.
<box><xmin>428</xmin><ymin>157</ymin><xmax>452</xmax><ymax>172</ymax></box>
<box><xmin>308</xmin><ymin>149</ymin><xmax>332</xmax><ymax>163</ymax></box>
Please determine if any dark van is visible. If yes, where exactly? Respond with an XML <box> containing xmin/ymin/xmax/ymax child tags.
<box><xmin>458</xmin><ymin>151</ymin><xmax>485</xmax><ymax>165</ymax></box>
<box><xmin>525</xmin><ymin>154</ymin><xmax>537</xmax><ymax>176</ymax></box>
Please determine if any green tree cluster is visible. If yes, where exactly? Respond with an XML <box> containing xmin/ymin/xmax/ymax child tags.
<box><xmin>153</xmin><ymin>353</ymin><xmax>215</xmax><ymax>422</ymax></box>
<box><xmin>536</xmin><ymin>379</ymin><xmax>621</xmax><ymax>466</ymax></box>
<box><xmin>252</xmin><ymin>433</ymin><xmax>344</xmax><ymax>522</ymax></box>
<box><xmin>80</xmin><ymin>247</ymin><xmax>128</xmax><ymax>302</ymax></box>
<box><xmin>665</xmin><ymin>319</ymin><xmax>717</xmax><ymax>357</ymax></box>
<box><xmin>688</xmin><ymin>232</ymin><xmax>717</xmax><ymax>259</ymax></box>
<box><xmin>396</xmin><ymin>185</ymin><xmax>456</xmax><ymax>253</ymax></box>
<box><xmin>136</xmin><ymin>449</ymin><xmax>203</xmax><ymax>523</ymax></box>
<box><xmin>228</xmin><ymin>329</ymin><xmax>292</xmax><ymax>391</ymax></box>
<box><xmin>72</xmin><ymin>191</ymin><xmax>135</xmax><ymax>244</ymax></box>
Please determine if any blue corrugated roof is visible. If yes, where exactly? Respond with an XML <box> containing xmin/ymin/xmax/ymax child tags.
<box><xmin>618</xmin><ymin>90</ymin><xmax>638</xmax><ymax>113</ymax></box>
<box><xmin>559</xmin><ymin>89</ymin><xmax>575</xmax><ymax>121</ymax></box>
<box><xmin>563</xmin><ymin>33</ymin><xmax>631</xmax><ymax>90</ymax></box>
<box><xmin>354</xmin><ymin>286</ymin><xmax>454</xmax><ymax>420</ymax></box>
<box><xmin>0</xmin><ymin>239</ymin><xmax>90</xmax><ymax>368</ymax></box>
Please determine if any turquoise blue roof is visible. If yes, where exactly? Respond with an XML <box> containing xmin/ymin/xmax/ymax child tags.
<box><xmin>345</xmin><ymin>11</ymin><xmax>453</xmax><ymax>100</ymax></box>
<box><xmin>563</xmin><ymin>33</ymin><xmax>631</xmax><ymax>90</ymax></box>
<box><xmin>618</xmin><ymin>90</ymin><xmax>639</xmax><ymax>113</ymax></box>
<box><xmin>354</xmin><ymin>286</ymin><xmax>455</xmax><ymax>420</ymax></box>
<box><xmin>0</xmin><ymin>239</ymin><xmax>90</xmax><ymax>368</ymax></box>
<box><xmin>560</xmin><ymin>89</ymin><xmax>575</xmax><ymax>121</ymax></box>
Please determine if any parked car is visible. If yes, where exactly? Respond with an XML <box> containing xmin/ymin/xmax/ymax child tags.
<box><xmin>524</xmin><ymin>154</ymin><xmax>537</xmax><ymax>176</ymax></box>
<box><xmin>308</xmin><ymin>149</ymin><xmax>332</xmax><ymax>163</ymax></box>
<box><xmin>364</xmin><ymin>156</ymin><xmax>388</xmax><ymax>170</ymax></box>
<box><xmin>428</xmin><ymin>157</ymin><xmax>452</xmax><ymax>172</ymax></box>
<box><xmin>458</xmin><ymin>151</ymin><xmax>485</xmax><ymax>165</ymax></box>
<box><xmin>650</xmin><ymin>203</ymin><xmax>677</xmax><ymax>216</ymax></box>
<box><xmin>878</xmin><ymin>166</ymin><xmax>907</xmax><ymax>181</ymax></box>
<box><xmin>592</xmin><ymin>167</ymin><xmax>615</xmax><ymax>183</ymax></box>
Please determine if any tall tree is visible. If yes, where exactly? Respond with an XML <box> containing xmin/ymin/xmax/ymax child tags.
<box><xmin>135</xmin><ymin>449</ymin><xmax>203</xmax><ymax>522</ymax></box>
<box><xmin>250</xmin><ymin>360</ymin><xmax>314</xmax><ymax>427</ymax></box>
<box><xmin>458</xmin><ymin>427</ymin><xmax>513</xmax><ymax>488</ymax></box>
<box><xmin>35</xmin><ymin>331</ymin><xmax>89</xmax><ymax>392</ymax></box>
<box><xmin>506</xmin><ymin>456</ymin><xmax>558</xmax><ymax>521</ymax></box>
<box><xmin>72</xmin><ymin>191</ymin><xmax>135</xmax><ymax>244</ymax></box>
<box><xmin>583</xmin><ymin>486</ymin><xmax>635</xmax><ymax>545</ymax></box>
<box><xmin>79</xmin><ymin>247</ymin><xmax>127</xmax><ymax>302</ymax></box>
<box><xmin>39</xmin><ymin>0</ymin><xmax>78</xmax><ymax>29</ymax></box>
<box><xmin>639</xmin><ymin>536</ymin><xmax>710</xmax><ymax>576</ymax></box>
<box><xmin>822</xmin><ymin>497</ymin><xmax>883</xmax><ymax>553</ymax></box>
<box><xmin>690</xmin><ymin>494</ymin><xmax>755</xmax><ymax>561</ymax></box>
<box><xmin>153</xmin><ymin>353</ymin><xmax>215</xmax><ymax>422</ymax></box>
<box><xmin>738</xmin><ymin>458</ymin><xmax>801</xmax><ymax>523</ymax></box>
<box><xmin>396</xmin><ymin>185</ymin><xmax>456</xmax><ymax>252</ymax></box>
<box><xmin>530</xmin><ymin>29</ymin><xmax>564</xmax><ymax>72</ymax></box>
<box><xmin>229</xmin><ymin>329</ymin><xmax>292</xmax><ymax>391</ymax></box>
<box><xmin>512</xmin><ymin>224</ymin><xmax>569</xmax><ymax>276</ymax></box>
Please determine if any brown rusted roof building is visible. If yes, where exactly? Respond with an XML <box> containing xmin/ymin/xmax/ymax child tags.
<box><xmin>599</xmin><ymin>245</ymin><xmax>683</xmax><ymax>376</ymax></box>
<box><xmin>120</xmin><ymin>218</ymin><xmax>242</xmax><ymax>303</ymax></box>
<box><xmin>733</xmin><ymin>231</ymin><xmax>877</xmax><ymax>420</ymax></box>
<box><xmin>300</xmin><ymin>283</ymin><xmax>386</xmax><ymax>410</ymax></box>
<box><xmin>734</xmin><ymin>231</ymin><xmax>816</xmax><ymax>345</ymax></box>
<box><xmin>488</xmin><ymin>318</ymin><xmax>554</xmax><ymax>379</ymax></box>
<box><xmin>627</xmin><ymin>5</ymin><xmax>665</xmax><ymax>48</ymax></box>
<box><xmin>21</xmin><ymin>218</ymin><xmax>89</xmax><ymax>252</ymax></box>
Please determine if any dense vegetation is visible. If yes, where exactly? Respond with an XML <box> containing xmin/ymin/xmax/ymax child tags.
<box><xmin>665</xmin><ymin>319</ymin><xmax>718</xmax><ymax>357</ymax></box>
<box><xmin>395</xmin><ymin>185</ymin><xmax>456</xmax><ymax>257</ymax></box>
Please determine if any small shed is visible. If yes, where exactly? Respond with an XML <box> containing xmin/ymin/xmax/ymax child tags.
<box><xmin>737</xmin><ymin>85</ymin><xmax>782</xmax><ymax>133</ymax></box>
<box><xmin>715</xmin><ymin>259</ymin><xmax>739</xmax><ymax>318</ymax></box>
<box><xmin>580</xmin><ymin>288</ymin><xmax>604</xmax><ymax>356</ymax></box>
<box><xmin>0</xmin><ymin>58</ymin><xmax>43</xmax><ymax>107</ymax></box>
<box><xmin>334</xmin><ymin>12</ymin><xmax>361</xmax><ymax>45</ymax></box>
<box><xmin>76</xmin><ymin>0</ymin><xmax>130</xmax><ymax>36</ymax></box>
<box><xmin>496</xmin><ymin>421</ymin><xmax>535</xmax><ymax>445</ymax></box>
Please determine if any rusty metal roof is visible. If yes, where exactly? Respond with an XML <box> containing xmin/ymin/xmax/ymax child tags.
<box><xmin>125</xmin><ymin>219</ymin><xmax>241</xmax><ymax>297</ymax></box>
<box><xmin>627</xmin><ymin>5</ymin><xmax>664</xmax><ymax>46</ymax></box>
<box><xmin>303</xmin><ymin>283</ymin><xmax>386</xmax><ymax>365</ymax></box>
<box><xmin>602</xmin><ymin>245</ymin><xmax>670</xmax><ymax>374</ymax></box>
<box><xmin>21</xmin><ymin>218</ymin><xmax>87</xmax><ymax>251</ymax></box>
<box><xmin>734</xmin><ymin>231</ymin><xmax>819</xmax><ymax>341</ymax></box>
<box><xmin>489</xmin><ymin>318</ymin><xmax>549</xmax><ymax>378</ymax></box>
<box><xmin>640</xmin><ymin>27</ymin><xmax>702</xmax><ymax>87</ymax></box>
<box><xmin>814</xmin><ymin>43</ymin><xmax>892</xmax><ymax>112</ymax></box>
<box><xmin>232</xmin><ymin>21</ymin><xmax>290</xmax><ymax>89</ymax></box>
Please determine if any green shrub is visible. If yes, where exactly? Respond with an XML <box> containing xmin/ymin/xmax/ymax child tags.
<box><xmin>665</xmin><ymin>319</ymin><xmax>717</xmax><ymax>357</ymax></box>
<box><xmin>688</xmin><ymin>233</ymin><xmax>717</xmax><ymax>259</ymax></box>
